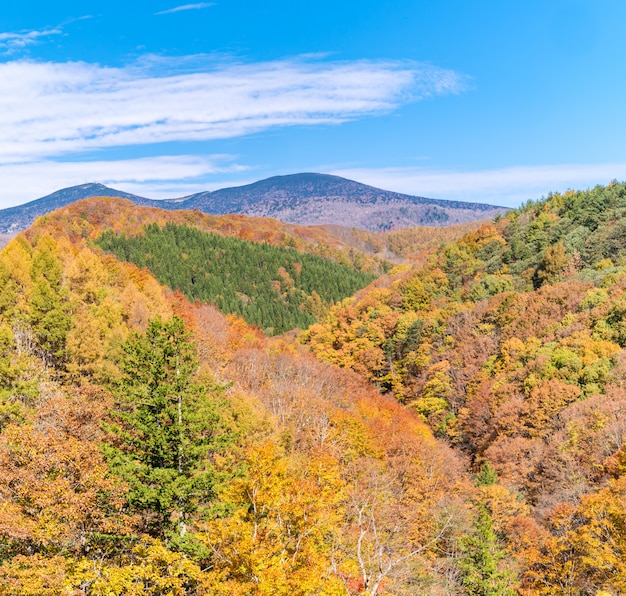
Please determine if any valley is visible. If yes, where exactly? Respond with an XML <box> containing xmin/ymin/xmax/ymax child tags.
<box><xmin>0</xmin><ymin>182</ymin><xmax>625</xmax><ymax>594</ymax></box>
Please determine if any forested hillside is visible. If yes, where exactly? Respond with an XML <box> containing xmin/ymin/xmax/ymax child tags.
<box><xmin>0</xmin><ymin>200</ymin><xmax>489</xmax><ymax>595</ymax></box>
<box><xmin>304</xmin><ymin>181</ymin><xmax>626</xmax><ymax>593</ymax></box>
<box><xmin>31</xmin><ymin>196</ymin><xmax>390</xmax><ymax>274</ymax></box>
<box><xmin>2</xmin><ymin>183</ymin><xmax>626</xmax><ymax>594</ymax></box>
<box><xmin>32</xmin><ymin>195</ymin><xmax>484</xmax><ymax>269</ymax></box>
<box><xmin>97</xmin><ymin>223</ymin><xmax>375</xmax><ymax>333</ymax></box>
<box><xmin>324</xmin><ymin>220</ymin><xmax>488</xmax><ymax>263</ymax></box>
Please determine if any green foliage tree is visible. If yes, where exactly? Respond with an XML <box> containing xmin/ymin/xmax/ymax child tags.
<box><xmin>459</xmin><ymin>504</ymin><xmax>516</xmax><ymax>596</ymax></box>
<box><xmin>104</xmin><ymin>316</ymin><xmax>227</xmax><ymax>541</ymax></box>
<box><xmin>28</xmin><ymin>237</ymin><xmax>71</xmax><ymax>367</ymax></box>
<box><xmin>476</xmin><ymin>463</ymin><xmax>498</xmax><ymax>487</ymax></box>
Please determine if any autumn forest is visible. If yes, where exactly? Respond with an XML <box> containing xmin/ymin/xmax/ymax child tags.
<box><xmin>2</xmin><ymin>182</ymin><xmax>626</xmax><ymax>595</ymax></box>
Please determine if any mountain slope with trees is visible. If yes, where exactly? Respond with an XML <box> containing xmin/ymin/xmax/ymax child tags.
<box><xmin>0</xmin><ymin>183</ymin><xmax>161</xmax><ymax>234</ymax></box>
<box><xmin>183</xmin><ymin>173</ymin><xmax>507</xmax><ymax>231</ymax></box>
<box><xmin>96</xmin><ymin>222</ymin><xmax>376</xmax><ymax>334</ymax></box>
<box><xmin>3</xmin><ymin>182</ymin><xmax>626</xmax><ymax>593</ymax></box>
<box><xmin>0</xmin><ymin>209</ymin><xmax>492</xmax><ymax>594</ymax></box>
<box><xmin>304</xmin><ymin>180</ymin><xmax>626</xmax><ymax>593</ymax></box>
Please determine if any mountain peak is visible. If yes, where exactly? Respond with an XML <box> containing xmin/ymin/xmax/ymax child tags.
<box><xmin>184</xmin><ymin>173</ymin><xmax>506</xmax><ymax>231</ymax></box>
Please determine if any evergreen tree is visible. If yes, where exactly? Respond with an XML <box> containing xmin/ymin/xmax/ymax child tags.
<box><xmin>104</xmin><ymin>316</ymin><xmax>227</xmax><ymax>541</ymax></box>
<box><xmin>475</xmin><ymin>462</ymin><xmax>498</xmax><ymax>486</ymax></box>
<box><xmin>96</xmin><ymin>223</ymin><xmax>375</xmax><ymax>333</ymax></box>
<box><xmin>459</xmin><ymin>504</ymin><xmax>516</xmax><ymax>596</ymax></box>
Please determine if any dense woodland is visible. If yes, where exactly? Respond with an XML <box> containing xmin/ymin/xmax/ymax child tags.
<box><xmin>96</xmin><ymin>223</ymin><xmax>375</xmax><ymax>334</ymax></box>
<box><xmin>304</xmin><ymin>181</ymin><xmax>626</xmax><ymax>593</ymax></box>
<box><xmin>1</xmin><ymin>184</ymin><xmax>625</xmax><ymax>594</ymax></box>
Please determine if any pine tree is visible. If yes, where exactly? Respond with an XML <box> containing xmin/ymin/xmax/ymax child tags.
<box><xmin>476</xmin><ymin>462</ymin><xmax>498</xmax><ymax>486</ymax></box>
<box><xmin>459</xmin><ymin>504</ymin><xmax>516</xmax><ymax>596</ymax></box>
<box><xmin>104</xmin><ymin>316</ymin><xmax>227</xmax><ymax>541</ymax></box>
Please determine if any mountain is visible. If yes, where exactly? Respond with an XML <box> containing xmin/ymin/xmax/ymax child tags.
<box><xmin>0</xmin><ymin>173</ymin><xmax>506</xmax><ymax>235</ymax></box>
<box><xmin>0</xmin><ymin>182</ymin><xmax>165</xmax><ymax>234</ymax></box>
<box><xmin>183</xmin><ymin>173</ymin><xmax>507</xmax><ymax>231</ymax></box>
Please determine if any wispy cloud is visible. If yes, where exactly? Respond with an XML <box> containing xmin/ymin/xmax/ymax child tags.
<box><xmin>0</xmin><ymin>27</ymin><xmax>62</xmax><ymax>53</ymax></box>
<box><xmin>0</xmin><ymin>155</ymin><xmax>246</xmax><ymax>208</ymax></box>
<box><xmin>0</xmin><ymin>17</ymin><xmax>95</xmax><ymax>55</ymax></box>
<box><xmin>156</xmin><ymin>3</ymin><xmax>215</xmax><ymax>15</ymax></box>
<box><xmin>63</xmin><ymin>15</ymin><xmax>96</xmax><ymax>25</ymax></box>
<box><xmin>0</xmin><ymin>54</ymin><xmax>466</xmax><ymax>208</ymax></box>
<box><xmin>331</xmin><ymin>164</ymin><xmax>626</xmax><ymax>207</ymax></box>
<box><xmin>0</xmin><ymin>57</ymin><xmax>464</xmax><ymax>163</ymax></box>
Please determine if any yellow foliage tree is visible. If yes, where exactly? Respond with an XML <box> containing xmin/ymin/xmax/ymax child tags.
<box><xmin>199</xmin><ymin>442</ymin><xmax>346</xmax><ymax>595</ymax></box>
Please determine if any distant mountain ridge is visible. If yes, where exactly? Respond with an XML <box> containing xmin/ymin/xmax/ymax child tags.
<box><xmin>184</xmin><ymin>173</ymin><xmax>498</xmax><ymax>212</ymax></box>
<box><xmin>182</xmin><ymin>173</ymin><xmax>506</xmax><ymax>230</ymax></box>
<box><xmin>0</xmin><ymin>173</ymin><xmax>507</xmax><ymax>234</ymax></box>
<box><xmin>0</xmin><ymin>183</ymin><xmax>162</xmax><ymax>234</ymax></box>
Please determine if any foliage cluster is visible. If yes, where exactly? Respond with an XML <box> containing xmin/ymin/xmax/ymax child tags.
<box><xmin>323</xmin><ymin>219</ymin><xmax>486</xmax><ymax>262</ymax></box>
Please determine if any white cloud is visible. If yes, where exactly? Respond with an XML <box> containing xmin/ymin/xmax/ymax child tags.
<box><xmin>0</xmin><ymin>57</ymin><xmax>465</xmax><ymax>163</ymax></box>
<box><xmin>156</xmin><ymin>3</ymin><xmax>215</xmax><ymax>15</ymax></box>
<box><xmin>330</xmin><ymin>164</ymin><xmax>626</xmax><ymax>207</ymax></box>
<box><xmin>0</xmin><ymin>27</ymin><xmax>62</xmax><ymax>52</ymax></box>
<box><xmin>0</xmin><ymin>155</ymin><xmax>245</xmax><ymax>207</ymax></box>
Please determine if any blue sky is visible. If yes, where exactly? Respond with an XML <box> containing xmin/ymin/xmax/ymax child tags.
<box><xmin>0</xmin><ymin>0</ymin><xmax>624</xmax><ymax>208</ymax></box>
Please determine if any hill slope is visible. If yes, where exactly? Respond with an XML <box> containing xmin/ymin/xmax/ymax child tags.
<box><xmin>303</xmin><ymin>181</ymin><xmax>626</xmax><ymax>591</ymax></box>
<box><xmin>0</xmin><ymin>173</ymin><xmax>506</xmax><ymax>234</ymax></box>
<box><xmin>96</xmin><ymin>221</ymin><xmax>376</xmax><ymax>334</ymax></box>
